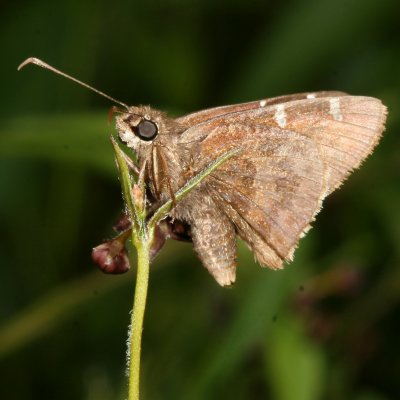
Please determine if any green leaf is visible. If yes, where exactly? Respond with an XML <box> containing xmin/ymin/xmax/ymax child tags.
<box><xmin>0</xmin><ymin>113</ymin><xmax>116</xmax><ymax>176</ymax></box>
<box><xmin>265</xmin><ymin>315</ymin><xmax>326</xmax><ymax>400</ymax></box>
<box><xmin>110</xmin><ymin>136</ymin><xmax>141</xmax><ymax>238</ymax></box>
<box><xmin>0</xmin><ymin>271</ymin><xmax>129</xmax><ymax>360</ymax></box>
<box><xmin>185</xmin><ymin>266</ymin><xmax>296</xmax><ymax>400</ymax></box>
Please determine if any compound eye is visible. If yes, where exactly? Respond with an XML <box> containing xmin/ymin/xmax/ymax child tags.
<box><xmin>135</xmin><ymin>119</ymin><xmax>158</xmax><ymax>141</ymax></box>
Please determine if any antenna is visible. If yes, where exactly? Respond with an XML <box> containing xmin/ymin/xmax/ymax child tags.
<box><xmin>18</xmin><ymin>57</ymin><xmax>130</xmax><ymax>110</ymax></box>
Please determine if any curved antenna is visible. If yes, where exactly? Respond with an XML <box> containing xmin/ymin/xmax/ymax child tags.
<box><xmin>18</xmin><ymin>57</ymin><xmax>130</xmax><ymax>110</ymax></box>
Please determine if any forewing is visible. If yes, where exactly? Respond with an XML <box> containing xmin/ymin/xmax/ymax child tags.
<box><xmin>179</xmin><ymin>96</ymin><xmax>386</xmax><ymax>267</ymax></box>
<box><xmin>176</xmin><ymin>91</ymin><xmax>346</xmax><ymax>128</ymax></box>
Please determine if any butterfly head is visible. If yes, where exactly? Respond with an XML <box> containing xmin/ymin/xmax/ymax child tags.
<box><xmin>116</xmin><ymin>106</ymin><xmax>158</xmax><ymax>148</ymax></box>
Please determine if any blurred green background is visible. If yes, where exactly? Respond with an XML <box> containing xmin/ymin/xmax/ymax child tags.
<box><xmin>1</xmin><ymin>0</ymin><xmax>399</xmax><ymax>399</ymax></box>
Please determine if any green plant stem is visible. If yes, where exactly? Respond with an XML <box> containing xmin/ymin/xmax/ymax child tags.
<box><xmin>115</xmin><ymin>142</ymin><xmax>240</xmax><ymax>399</ymax></box>
<box><xmin>128</xmin><ymin>232</ymin><xmax>152</xmax><ymax>400</ymax></box>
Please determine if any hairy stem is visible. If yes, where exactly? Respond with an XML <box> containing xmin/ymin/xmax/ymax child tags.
<box><xmin>112</xmin><ymin>139</ymin><xmax>241</xmax><ymax>399</ymax></box>
<box><xmin>128</xmin><ymin>232</ymin><xmax>152</xmax><ymax>400</ymax></box>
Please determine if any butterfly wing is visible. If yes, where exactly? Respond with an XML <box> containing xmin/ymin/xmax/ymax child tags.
<box><xmin>176</xmin><ymin>91</ymin><xmax>347</xmax><ymax>128</ymax></box>
<box><xmin>179</xmin><ymin>95</ymin><xmax>387</xmax><ymax>268</ymax></box>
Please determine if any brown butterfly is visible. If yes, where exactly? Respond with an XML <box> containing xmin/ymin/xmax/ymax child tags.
<box><xmin>19</xmin><ymin>58</ymin><xmax>387</xmax><ymax>286</ymax></box>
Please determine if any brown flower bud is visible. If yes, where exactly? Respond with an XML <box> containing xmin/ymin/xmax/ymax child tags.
<box><xmin>149</xmin><ymin>218</ymin><xmax>192</xmax><ymax>262</ymax></box>
<box><xmin>149</xmin><ymin>224</ymin><xmax>167</xmax><ymax>262</ymax></box>
<box><xmin>92</xmin><ymin>238</ymin><xmax>130</xmax><ymax>274</ymax></box>
<box><xmin>113</xmin><ymin>213</ymin><xmax>131</xmax><ymax>232</ymax></box>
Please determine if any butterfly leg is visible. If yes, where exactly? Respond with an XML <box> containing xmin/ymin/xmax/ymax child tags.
<box><xmin>190</xmin><ymin>204</ymin><xmax>237</xmax><ymax>286</ymax></box>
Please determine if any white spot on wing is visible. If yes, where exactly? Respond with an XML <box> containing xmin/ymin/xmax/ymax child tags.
<box><xmin>307</xmin><ymin>93</ymin><xmax>316</xmax><ymax>99</ymax></box>
<box><xmin>329</xmin><ymin>98</ymin><xmax>343</xmax><ymax>121</ymax></box>
<box><xmin>275</xmin><ymin>104</ymin><xmax>287</xmax><ymax>128</ymax></box>
<box><xmin>259</xmin><ymin>99</ymin><xmax>267</xmax><ymax>107</ymax></box>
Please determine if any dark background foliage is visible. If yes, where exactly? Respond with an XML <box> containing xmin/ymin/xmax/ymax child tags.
<box><xmin>1</xmin><ymin>0</ymin><xmax>399</xmax><ymax>399</ymax></box>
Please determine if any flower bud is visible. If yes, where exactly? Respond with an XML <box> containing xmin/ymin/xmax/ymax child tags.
<box><xmin>92</xmin><ymin>238</ymin><xmax>130</xmax><ymax>274</ymax></box>
<box><xmin>113</xmin><ymin>213</ymin><xmax>131</xmax><ymax>232</ymax></box>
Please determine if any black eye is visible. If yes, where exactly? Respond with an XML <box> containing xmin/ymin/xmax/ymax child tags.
<box><xmin>134</xmin><ymin>120</ymin><xmax>158</xmax><ymax>141</ymax></box>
